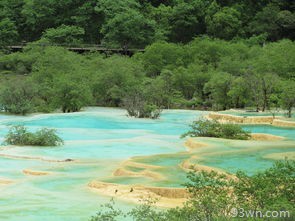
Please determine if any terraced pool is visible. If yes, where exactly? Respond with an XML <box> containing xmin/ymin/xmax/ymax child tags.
<box><xmin>0</xmin><ymin>107</ymin><xmax>294</xmax><ymax>220</ymax></box>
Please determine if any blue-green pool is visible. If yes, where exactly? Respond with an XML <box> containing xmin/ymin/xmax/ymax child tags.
<box><xmin>0</xmin><ymin>107</ymin><xmax>294</xmax><ymax>221</ymax></box>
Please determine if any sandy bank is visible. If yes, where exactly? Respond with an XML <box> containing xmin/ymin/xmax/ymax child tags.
<box><xmin>23</xmin><ymin>169</ymin><xmax>50</xmax><ymax>176</ymax></box>
<box><xmin>0</xmin><ymin>179</ymin><xmax>13</xmax><ymax>185</ymax></box>
<box><xmin>180</xmin><ymin>158</ymin><xmax>221</xmax><ymax>173</ymax></box>
<box><xmin>0</xmin><ymin>153</ymin><xmax>75</xmax><ymax>163</ymax></box>
<box><xmin>273</xmin><ymin>119</ymin><xmax>295</xmax><ymax>127</ymax></box>
<box><xmin>250</xmin><ymin>133</ymin><xmax>284</xmax><ymax>141</ymax></box>
<box><xmin>113</xmin><ymin>168</ymin><xmax>164</xmax><ymax>180</ymax></box>
<box><xmin>113</xmin><ymin>160</ymin><xmax>165</xmax><ymax>180</ymax></box>
<box><xmin>263</xmin><ymin>152</ymin><xmax>295</xmax><ymax>161</ymax></box>
<box><xmin>179</xmin><ymin>157</ymin><xmax>236</xmax><ymax>180</ymax></box>
<box><xmin>208</xmin><ymin>112</ymin><xmax>295</xmax><ymax>127</ymax></box>
<box><xmin>88</xmin><ymin>181</ymin><xmax>187</xmax><ymax>208</ymax></box>
<box><xmin>184</xmin><ymin>138</ymin><xmax>208</xmax><ymax>151</ymax></box>
<box><xmin>124</xmin><ymin>161</ymin><xmax>163</xmax><ymax>169</ymax></box>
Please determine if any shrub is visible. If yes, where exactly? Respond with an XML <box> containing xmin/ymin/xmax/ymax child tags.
<box><xmin>0</xmin><ymin>79</ymin><xmax>37</xmax><ymax>115</ymax></box>
<box><xmin>181</xmin><ymin>118</ymin><xmax>250</xmax><ymax>140</ymax></box>
<box><xmin>122</xmin><ymin>93</ymin><xmax>162</xmax><ymax>119</ymax></box>
<box><xmin>4</xmin><ymin>125</ymin><xmax>63</xmax><ymax>146</ymax></box>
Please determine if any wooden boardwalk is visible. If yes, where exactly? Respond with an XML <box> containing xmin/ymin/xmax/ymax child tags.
<box><xmin>4</xmin><ymin>44</ymin><xmax>145</xmax><ymax>55</ymax></box>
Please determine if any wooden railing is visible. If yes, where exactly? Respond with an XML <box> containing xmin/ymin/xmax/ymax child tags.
<box><xmin>2</xmin><ymin>43</ymin><xmax>145</xmax><ymax>55</ymax></box>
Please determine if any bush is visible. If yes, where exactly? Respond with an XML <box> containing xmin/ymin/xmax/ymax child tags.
<box><xmin>0</xmin><ymin>79</ymin><xmax>37</xmax><ymax>115</ymax></box>
<box><xmin>4</xmin><ymin>125</ymin><xmax>63</xmax><ymax>146</ymax></box>
<box><xmin>122</xmin><ymin>92</ymin><xmax>162</xmax><ymax>119</ymax></box>
<box><xmin>181</xmin><ymin>118</ymin><xmax>250</xmax><ymax>140</ymax></box>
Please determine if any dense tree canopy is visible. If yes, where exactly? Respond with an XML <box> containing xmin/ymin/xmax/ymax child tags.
<box><xmin>0</xmin><ymin>38</ymin><xmax>294</xmax><ymax>117</ymax></box>
<box><xmin>0</xmin><ymin>1</ymin><xmax>294</xmax><ymax>118</ymax></box>
<box><xmin>0</xmin><ymin>0</ymin><xmax>294</xmax><ymax>46</ymax></box>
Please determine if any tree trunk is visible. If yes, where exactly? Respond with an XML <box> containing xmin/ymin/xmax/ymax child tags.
<box><xmin>236</xmin><ymin>96</ymin><xmax>240</xmax><ymax>108</ymax></box>
<box><xmin>262</xmin><ymin>89</ymin><xmax>267</xmax><ymax>112</ymax></box>
<box><xmin>288</xmin><ymin>107</ymin><xmax>292</xmax><ymax>118</ymax></box>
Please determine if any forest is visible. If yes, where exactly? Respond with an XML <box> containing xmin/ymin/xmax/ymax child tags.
<box><xmin>0</xmin><ymin>0</ymin><xmax>294</xmax><ymax>118</ymax></box>
<box><xmin>0</xmin><ymin>38</ymin><xmax>294</xmax><ymax>117</ymax></box>
<box><xmin>1</xmin><ymin>0</ymin><xmax>295</xmax><ymax>46</ymax></box>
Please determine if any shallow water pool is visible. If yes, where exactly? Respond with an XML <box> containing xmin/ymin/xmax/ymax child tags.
<box><xmin>0</xmin><ymin>107</ymin><xmax>294</xmax><ymax>220</ymax></box>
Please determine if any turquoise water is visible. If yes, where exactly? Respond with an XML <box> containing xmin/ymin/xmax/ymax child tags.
<box><xmin>222</xmin><ymin>110</ymin><xmax>295</xmax><ymax>120</ymax></box>
<box><xmin>202</xmin><ymin>148</ymin><xmax>293</xmax><ymax>175</ymax></box>
<box><xmin>0</xmin><ymin>107</ymin><xmax>294</xmax><ymax>220</ymax></box>
<box><xmin>242</xmin><ymin>125</ymin><xmax>295</xmax><ymax>140</ymax></box>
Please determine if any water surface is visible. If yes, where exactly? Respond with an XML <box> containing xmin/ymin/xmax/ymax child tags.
<box><xmin>0</xmin><ymin>108</ymin><xmax>294</xmax><ymax>220</ymax></box>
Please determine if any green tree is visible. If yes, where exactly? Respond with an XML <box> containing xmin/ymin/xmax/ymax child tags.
<box><xmin>280</xmin><ymin>80</ymin><xmax>295</xmax><ymax>118</ymax></box>
<box><xmin>169</xmin><ymin>0</ymin><xmax>209</xmax><ymax>43</ymax></box>
<box><xmin>206</xmin><ymin>7</ymin><xmax>242</xmax><ymax>40</ymax></box>
<box><xmin>100</xmin><ymin>9</ymin><xmax>156</xmax><ymax>48</ymax></box>
<box><xmin>0</xmin><ymin>18</ymin><xmax>19</xmax><ymax>46</ymax></box>
<box><xmin>157</xmin><ymin>70</ymin><xmax>185</xmax><ymax>108</ymax></box>
<box><xmin>20</xmin><ymin>0</ymin><xmax>88</xmax><ymax>41</ymax></box>
<box><xmin>91</xmin><ymin>55</ymin><xmax>144</xmax><ymax>106</ymax></box>
<box><xmin>234</xmin><ymin>160</ymin><xmax>295</xmax><ymax>213</ymax></box>
<box><xmin>21</xmin><ymin>0</ymin><xmax>58</xmax><ymax>41</ymax></box>
<box><xmin>137</xmin><ymin>42</ymin><xmax>185</xmax><ymax>77</ymax></box>
<box><xmin>172</xmin><ymin>64</ymin><xmax>210</xmax><ymax>102</ymax></box>
<box><xmin>72</xmin><ymin>0</ymin><xmax>103</xmax><ymax>43</ymax></box>
<box><xmin>260</xmin><ymin>73</ymin><xmax>280</xmax><ymax>111</ymax></box>
<box><xmin>228</xmin><ymin>76</ymin><xmax>249</xmax><ymax>108</ymax></box>
<box><xmin>253</xmin><ymin>40</ymin><xmax>295</xmax><ymax>79</ymax></box>
<box><xmin>181</xmin><ymin>118</ymin><xmax>250</xmax><ymax>140</ymax></box>
<box><xmin>0</xmin><ymin>79</ymin><xmax>37</xmax><ymax>115</ymax></box>
<box><xmin>53</xmin><ymin>78</ymin><xmax>92</xmax><ymax>113</ymax></box>
<box><xmin>187</xmin><ymin>37</ymin><xmax>231</xmax><ymax>69</ymax></box>
<box><xmin>249</xmin><ymin>4</ymin><xmax>281</xmax><ymax>41</ymax></box>
<box><xmin>276</xmin><ymin>10</ymin><xmax>295</xmax><ymax>40</ymax></box>
<box><xmin>122</xmin><ymin>86</ymin><xmax>162</xmax><ymax>119</ymax></box>
<box><xmin>204</xmin><ymin>72</ymin><xmax>233</xmax><ymax>110</ymax></box>
<box><xmin>245</xmin><ymin>71</ymin><xmax>263</xmax><ymax>112</ymax></box>
<box><xmin>41</xmin><ymin>25</ymin><xmax>85</xmax><ymax>45</ymax></box>
<box><xmin>4</xmin><ymin>125</ymin><xmax>63</xmax><ymax>146</ymax></box>
<box><xmin>149</xmin><ymin>4</ymin><xmax>173</xmax><ymax>41</ymax></box>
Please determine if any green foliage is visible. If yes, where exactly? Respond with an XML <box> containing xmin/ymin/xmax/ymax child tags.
<box><xmin>4</xmin><ymin>125</ymin><xmax>63</xmax><ymax>146</ymax></box>
<box><xmin>41</xmin><ymin>25</ymin><xmax>85</xmax><ymax>45</ymax></box>
<box><xmin>90</xmin><ymin>199</ymin><xmax>124</xmax><ymax>221</ymax></box>
<box><xmin>122</xmin><ymin>88</ymin><xmax>162</xmax><ymax>119</ymax></box>
<box><xmin>0</xmin><ymin>18</ymin><xmax>19</xmax><ymax>46</ymax></box>
<box><xmin>0</xmin><ymin>79</ymin><xmax>37</xmax><ymax>115</ymax></box>
<box><xmin>0</xmin><ymin>37</ymin><xmax>294</xmax><ymax>115</ymax></box>
<box><xmin>169</xmin><ymin>0</ymin><xmax>208</xmax><ymax>43</ymax></box>
<box><xmin>30</xmin><ymin>46</ymin><xmax>93</xmax><ymax>112</ymax></box>
<box><xmin>137</xmin><ymin>42</ymin><xmax>185</xmax><ymax>77</ymax></box>
<box><xmin>53</xmin><ymin>79</ymin><xmax>92</xmax><ymax>113</ymax></box>
<box><xmin>181</xmin><ymin>119</ymin><xmax>251</xmax><ymax>140</ymax></box>
<box><xmin>204</xmin><ymin>72</ymin><xmax>233</xmax><ymax>110</ymax></box>
<box><xmin>280</xmin><ymin>80</ymin><xmax>295</xmax><ymax>118</ymax></box>
<box><xmin>91</xmin><ymin>55</ymin><xmax>144</xmax><ymax>106</ymax></box>
<box><xmin>228</xmin><ymin>77</ymin><xmax>249</xmax><ymax>108</ymax></box>
<box><xmin>233</xmin><ymin>160</ymin><xmax>295</xmax><ymax>214</ymax></box>
<box><xmin>184</xmin><ymin>170</ymin><xmax>233</xmax><ymax>220</ymax></box>
<box><xmin>206</xmin><ymin>7</ymin><xmax>242</xmax><ymax>40</ymax></box>
<box><xmin>101</xmin><ymin>9</ymin><xmax>156</xmax><ymax>48</ymax></box>
<box><xmin>0</xmin><ymin>0</ymin><xmax>294</xmax><ymax>46</ymax></box>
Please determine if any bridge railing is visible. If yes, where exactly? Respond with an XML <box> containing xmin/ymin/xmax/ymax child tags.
<box><xmin>1</xmin><ymin>42</ymin><xmax>145</xmax><ymax>53</ymax></box>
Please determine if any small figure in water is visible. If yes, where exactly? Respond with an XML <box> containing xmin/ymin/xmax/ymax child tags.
<box><xmin>130</xmin><ymin>187</ymin><xmax>133</xmax><ymax>193</ymax></box>
<box><xmin>115</xmin><ymin>189</ymin><xmax>118</xmax><ymax>194</ymax></box>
